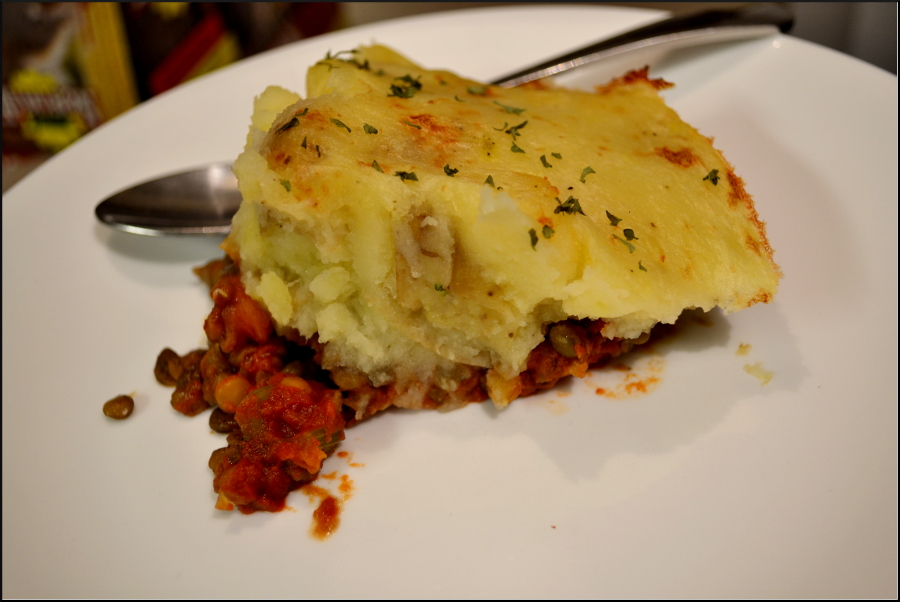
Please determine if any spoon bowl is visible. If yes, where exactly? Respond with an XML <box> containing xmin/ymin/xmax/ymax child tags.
<box><xmin>95</xmin><ymin>163</ymin><xmax>239</xmax><ymax>236</ymax></box>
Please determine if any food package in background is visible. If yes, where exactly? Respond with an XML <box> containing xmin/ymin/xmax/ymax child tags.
<box><xmin>1</xmin><ymin>2</ymin><xmax>341</xmax><ymax>165</ymax></box>
<box><xmin>2</xmin><ymin>2</ymin><xmax>137</xmax><ymax>157</ymax></box>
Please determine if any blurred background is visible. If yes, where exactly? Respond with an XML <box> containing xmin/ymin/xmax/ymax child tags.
<box><xmin>3</xmin><ymin>2</ymin><xmax>896</xmax><ymax>191</ymax></box>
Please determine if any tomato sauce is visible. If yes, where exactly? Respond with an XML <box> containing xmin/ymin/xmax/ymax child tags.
<box><xmin>158</xmin><ymin>257</ymin><xmax>660</xmax><ymax>535</ymax></box>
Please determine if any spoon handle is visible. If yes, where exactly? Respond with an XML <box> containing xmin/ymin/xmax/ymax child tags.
<box><xmin>490</xmin><ymin>3</ymin><xmax>793</xmax><ymax>87</ymax></box>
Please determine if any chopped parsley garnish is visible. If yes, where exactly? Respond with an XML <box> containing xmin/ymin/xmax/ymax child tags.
<box><xmin>493</xmin><ymin>100</ymin><xmax>525</xmax><ymax>115</ymax></box>
<box><xmin>277</xmin><ymin>117</ymin><xmax>299</xmax><ymax>133</ymax></box>
<box><xmin>434</xmin><ymin>284</ymin><xmax>448</xmax><ymax>294</ymax></box>
<box><xmin>372</xmin><ymin>160</ymin><xmax>383</xmax><ymax>173</ymax></box>
<box><xmin>444</xmin><ymin>164</ymin><xmax>458</xmax><ymax>177</ymax></box>
<box><xmin>580</xmin><ymin>166</ymin><xmax>596</xmax><ymax>183</ymax></box>
<box><xmin>318</xmin><ymin>49</ymin><xmax>357</xmax><ymax>71</ymax></box>
<box><xmin>606</xmin><ymin>210</ymin><xmax>621</xmax><ymax>226</ymax></box>
<box><xmin>703</xmin><ymin>169</ymin><xmax>720</xmax><ymax>185</ymax></box>
<box><xmin>396</xmin><ymin>74</ymin><xmax>420</xmax><ymax>86</ymax></box>
<box><xmin>467</xmin><ymin>85</ymin><xmax>487</xmax><ymax>96</ymax></box>
<box><xmin>280</xmin><ymin>180</ymin><xmax>291</xmax><ymax>192</ymax></box>
<box><xmin>639</xmin><ymin>260</ymin><xmax>647</xmax><ymax>272</ymax></box>
<box><xmin>623</xmin><ymin>229</ymin><xmax>638</xmax><ymax>241</ymax></box>
<box><xmin>454</xmin><ymin>95</ymin><xmax>466</xmax><ymax>102</ymax></box>
<box><xmin>347</xmin><ymin>58</ymin><xmax>370</xmax><ymax>71</ymax></box>
<box><xmin>485</xmin><ymin>175</ymin><xmax>495</xmax><ymax>188</ymax></box>
<box><xmin>554</xmin><ymin>196</ymin><xmax>585</xmax><ymax>216</ymax></box>
<box><xmin>613</xmin><ymin>234</ymin><xmax>636</xmax><ymax>253</ymax></box>
<box><xmin>492</xmin><ymin>122</ymin><xmax>509</xmax><ymax>131</ymax></box>
<box><xmin>511</xmin><ymin>143</ymin><xmax>525</xmax><ymax>153</ymax></box>
<box><xmin>394</xmin><ymin>171</ymin><xmax>418</xmax><ymax>181</ymax></box>
<box><xmin>363</xmin><ymin>123</ymin><xmax>378</xmax><ymax>134</ymax></box>
<box><xmin>389</xmin><ymin>74</ymin><xmax>422</xmax><ymax>98</ymax></box>
<box><xmin>324</xmin><ymin>49</ymin><xmax>357</xmax><ymax>60</ymax></box>
<box><xmin>529</xmin><ymin>228</ymin><xmax>539</xmax><ymax>249</ymax></box>
<box><xmin>330</xmin><ymin>118</ymin><xmax>351</xmax><ymax>133</ymax></box>
<box><xmin>540</xmin><ymin>155</ymin><xmax>553</xmax><ymax>168</ymax></box>
<box><xmin>296</xmin><ymin>107</ymin><xmax>309</xmax><ymax>117</ymax></box>
<box><xmin>505</xmin><ymin>120</ymin><xmax>528</xmax><ymax>140</ymax></box>
<box><xmin>301</xmin><ymin>136</ymin><xmax>308</xmax><ymax>149</ymax></box>
<box><xmin>542</xmin><ymin>224</ymin><xmax>554</xmax><ymax>239</ymax></box>
<box><xmin>551</xmin><ymin>152</ymin><xmax>562</xmax><ymax>160</ymax></box>
<box><xmin>402</xmin><ymin>120</ymin><xmax>422</xmax><ymax>130</ymax></box>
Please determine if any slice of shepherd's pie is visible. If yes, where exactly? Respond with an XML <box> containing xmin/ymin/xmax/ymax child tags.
<box><xmin>222</xmin><ymin>44</ymin><xmax>780</xmax><ymax>420</ymax></box>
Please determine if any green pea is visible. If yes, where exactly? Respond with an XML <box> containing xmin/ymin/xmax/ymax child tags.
<box><xmin>549</xmin><ymin>323</ymin><xmax>581</xmax><ymax>359</ymax></box>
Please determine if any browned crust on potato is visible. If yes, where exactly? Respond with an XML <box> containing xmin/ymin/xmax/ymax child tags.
<box><xmin>719</xmin><ymin>157</ymin><xmax>782</xmax><ymax>279</ymax></box>
<box><xmin>595</xmin><ymin>66</ymin><xmax>674</xmax><ymax>94</ymax></box>
<box><xmin>655</xmin><ymin>147</ymin><xmax>697</xmax><ymax>167</ymax></box>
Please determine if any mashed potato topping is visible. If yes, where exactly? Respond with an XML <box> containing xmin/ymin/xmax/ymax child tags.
<box><xmin>223</xmin><ymin>45</ymin><xmax>779</xmax><ymax>412</ymax></box>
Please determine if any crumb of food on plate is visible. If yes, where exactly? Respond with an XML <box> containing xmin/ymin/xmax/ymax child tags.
<box><xmin>103</xmin><ymin>394</ymin><xmax>134</xmax><ymax>419</ymax></box>
<box><xmin>591</xmin><ymin>355</ymin><xmax>664</xmax><ymax>399</ymax></box>
<box><xmin>302</xmin><ymin>483</ymin><xmax>343</xmax><ymax>540</ymax></box>
<box><xmin>744</xmin><ymin>361</ymin><xmax>773</xmax><ymax>385</ymax></box>
<box><xmin>543</xmin><ymin>398</ymin><xmax>569</xmax><ymax>416</ymax></box>
<box><xmin>736</xmin><ymin>343</ymin><xmax>751</xmax><ymax>356</ymax></box>
<box><xmin>336</xmin><ymin>450</ymin><xmax>365</xmax><ymax>468</ymax></box>
<box><xmin>154</xmin><ymin>44</ymin><xmax>780</xmax><ymax>520</ymax></box>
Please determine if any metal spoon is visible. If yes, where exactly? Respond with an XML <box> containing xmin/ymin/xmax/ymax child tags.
<box><xmin>95</xmin><ymin>3</ymin><xmax>792</xmax><ymax>236</ymax></box>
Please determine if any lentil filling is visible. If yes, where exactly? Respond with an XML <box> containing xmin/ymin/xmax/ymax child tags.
<box><xmin>157</xmin><ymin>257</ymin><xmax>641</xmax><ymax>513</ymax></box>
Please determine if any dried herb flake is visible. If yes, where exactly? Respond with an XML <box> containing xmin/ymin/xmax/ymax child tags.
<box><xmin>606</xmin><ymin>210</ymin><xmax>621</xmax><ymax>226</ymax></box>
<box><xmin>580</xmin><ymin>166</ymin><xmax>596</xmax><ymax>183</ymax></box>
<box><xmin>389</xmin><ymin>74</ymin><xmax>423</xmax><ymax>98</ymax></box>
<box><xmin>280</xmin><ymin>180</ymin><xmax>291</xmax><ymax>192</ymax></box>
<box><xmin>485</xmin><ymin>175</ymin><xmax>495</xmax><ymax>188</ymax></box>
<box><xmin>444</xmin><ymin>165</ymin><xmax>458</xmax><ymax>177</ymax></box>
<box><xmin>540</xmin><ymin>155</ymin><xmax>552</xmax><ymax>168</ymax></box>
<box><xmin>395</xmin><ymin>171</ymin><xmax>418</xmax><ymax>181</ymax></box>
<box><xmin>467</xmin><ymin>85</ymin><xmax>487</xmax><ymax>96</ymax></box>
<box><xmin>372</xmin><ymin>160</ymin><xmax>383</xmax><ymax>173</ymax></box>
<box><xmin>324</xmin><ymin>49</ymin><xmax>357</xmax><ymax>60</ymax></box>
<box><xmin>529</xmin><ymin>228</ymin><xmax>539</xmax><ymax>249</ymax></box>
<box><xmin>277</xmin><ymin>117</ymin><xmax>299</xmax><ymax>133</ymax></box>
<box><xmin>613</xmin><ymin>234</ymin><xmax>636</xmax><ymax>253</ymax></box>
<box><xmin>703</xmin><ymin>169</ymin><xmax>720</xmax><ymax>185</ymax></box>
<box><xmin>542</xmin><ymin>224</ymin><xmax>554</xmax><ymax>239</ymax></box>
<box><xmin>623</xmin><ymin>228</ymin><xmax>638</xmax><ymax>241</ymax></box>
<box><xmin>505</xmin><ymin>120</ymin><xmax>528</xmax><ymax>140</ymax></box>
<box><xmin>554</xmin><ymin>196</ymin><xmax>585</xmax><ymax>216</ymax></box>
<box><xmin>330</xmin><ymin>118</ymin><xmax>351</xmax><ymax>133</ymax></box>
<box><xmin>493</xmin><ymin>100</ymin><xmax>525</xmax><ymax>115</ymax></box>
<box><xmin>363</xmin><ymin>123</ymin><xmax>378</xmax><ymax>134</ymax></box>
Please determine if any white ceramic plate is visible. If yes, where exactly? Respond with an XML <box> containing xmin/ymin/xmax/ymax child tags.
<box><xmin>3</xmin><ymin>6</ymin><xmax>897</xmax><ymax>598</ymax></box>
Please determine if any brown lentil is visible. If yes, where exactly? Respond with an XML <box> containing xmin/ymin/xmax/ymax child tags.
<box><xmin>154</xmin><ymin>348</ymin><xmax>183</xmax><ymax>386</ymax></box>
<box><xmin>209</xmin><ymin>407</ymin><xmax>239</xmax><ymax>433</ymax></box>
<box><xmin>103</xmin><ymin>395</ymin><xmax>135</xmax><ymax>419</ymax></box>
